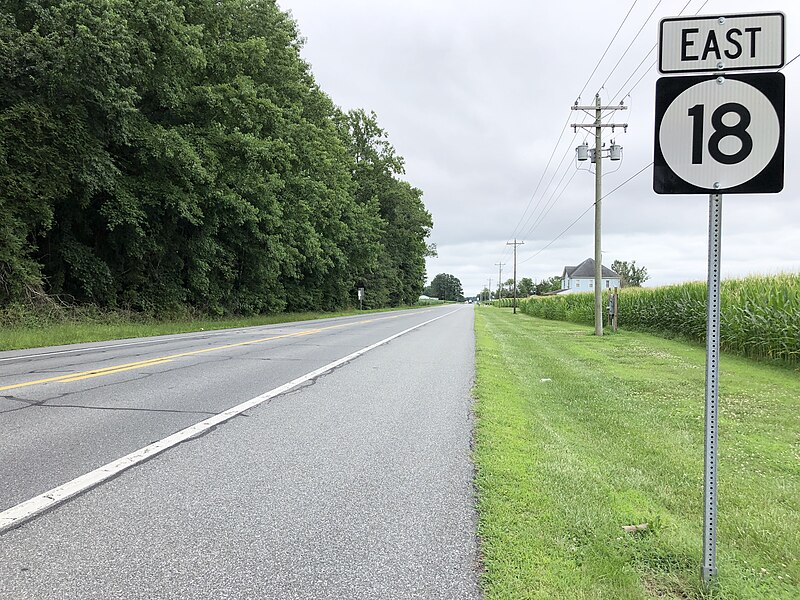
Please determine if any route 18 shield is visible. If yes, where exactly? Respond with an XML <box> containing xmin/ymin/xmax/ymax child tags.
<box><xmin>653</xmin><ymin>72</ymin><xmax>784</xmax><ymax>194</ymax></box>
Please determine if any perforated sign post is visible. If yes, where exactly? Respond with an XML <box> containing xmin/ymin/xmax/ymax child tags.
<box><xmin>654</xmin><ymin>12</ymin><xmax>785</xmax><ymax>584</ymax></box>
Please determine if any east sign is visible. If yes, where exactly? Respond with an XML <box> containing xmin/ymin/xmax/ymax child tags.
<box><xmin>659</xmin><ymin>12</ymin><xmax>785</xmax><ymax>74</ymax></box>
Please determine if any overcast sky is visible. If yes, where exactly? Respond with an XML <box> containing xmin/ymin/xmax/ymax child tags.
<box><xmin>277</xmin><ymin>0</ymin><xmax>799</xmax><ymax>295</ymax></box>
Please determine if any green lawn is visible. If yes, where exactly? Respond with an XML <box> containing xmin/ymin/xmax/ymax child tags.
<box><xmin>474</xmin><ymin>307</ymin><xmax>799</xmax><ymax>599</ymax></box>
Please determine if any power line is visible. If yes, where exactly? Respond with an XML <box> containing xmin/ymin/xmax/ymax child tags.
<box><xmin>609</xmin><ymin>44</ymin><xmax>657</xmax><ymax>104</ymax></box>
<box><xmin>502</xmin><ymin>0</ymin><xmax>663</xmax><ymax>263</ymax></box>
<box><xmin>511</xmin><ymin>0</ymin><xmax>660</xmax><ymax>255</ymax></box>
<box><xmin>501</xmin><ymin>114</ymin><xmax>590</xmax><ymax>263</ymax></box>
<box><xmin>599</xmin><ymin>0</ymin><xmax>664</xmax><ymax>92</ymax></box>
<box><xmin>780</xmin><ymin>51</ymin><xmax>800</xmax><ymax>71</ymax></box>
<box><xmin>516</xmin><ymin>127</ymin><xmax>586</xmax><ymax>240</ymax></box>
<box><xmin>610</xmin><ymin>0</ymin><xmax>710</xmax><ymax>102</ymax></box>
<box><xmin>576</xmin><ymin>0</ymin><xmax>640</xmax><ymax>101</ymax></box>
<box><xmin>519</xmin><ymin>161</ymin><xmax>653</xmax><ymax>265</ymax></box>
<box><xmin>506</xmin><ymin>111</ymin><xmax>574</xmax><ymax>243</ymax></box>
<box><xmin>521</xmin><ymin>157</ymin><xmax>581</xmax><ymax>241</ymax></box>
<box><xmin>501</xmin><ymin>0</ymin><xmax>709</xmax><ymax>270</ymax></box>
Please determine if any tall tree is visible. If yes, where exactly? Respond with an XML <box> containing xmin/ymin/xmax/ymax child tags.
<box><xmin>429</xmin><ymin>273</ymin><xmax>464</xmax><ymax>302</ymax></box>
<box><xmin>534</xmin><ymin>276</ymin><xmax>563</xmax><ymax>295</ymax></box>
<box><xmin>612</xmin><ymin>260</ymin><xmax>650</xmax><ymax>288</ymax></box>
<box><xmin>0</xmin><ymin>0</ymin><xmax>432</xmax><ymax>315</ymax></box>
<box><xmin>518</xmin><ymin>277</ymin><xmax>534</xmax><ymax>297</ymax></box>
<box><xmin>341</xmin><ymin>109</ymin><xmax>432</xmax><ymax>308</ymax></box>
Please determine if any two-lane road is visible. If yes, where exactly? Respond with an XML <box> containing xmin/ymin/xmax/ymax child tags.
<box><xmin>0</xmin><ymin>305</ymin><xmax>480</xmax><ymax>598</ymax></box>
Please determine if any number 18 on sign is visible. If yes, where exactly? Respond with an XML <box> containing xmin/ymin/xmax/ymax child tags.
<box><xmin>653</xmin><ymin>12</ymin><xmax>785</xmax><ymax>585</ymax></box>
<box><xmin>654</xmin><ymin>73</ymin><xmax>784</xmax><ymax>194</ymax></box>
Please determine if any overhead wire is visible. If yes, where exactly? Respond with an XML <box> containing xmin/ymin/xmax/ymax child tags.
<box><xmin>501</xmin><ymin>0</ymin><xmax>711</xmax><ymax>270</ymax></box>
<box><xmin>576</xmin><ymin>0</ymin><xmax>640</xmax><ymax>101</ymax></box>
<box><xmin>609</xmin><ymin>0</ymin><xmax>710</xmax><ymax>103</ymax></box>
<box><xmin>508</xmin><ymin>0</ymin><xmax>659</xmax><ymax>252</ymax></box>
<box><xmin>518</xmin><ymin>0</ymin><xmax>711</xmax><ymax>265</ymax></box>
<box><xmin>598</xmin><ymin>0</ymin><xmax>664</xmax><ymax>92</ymax></box>
<box><xmin>518</xmin><ymin>128</ymin><xmax>592</xmax><ymax>240</ymax></box>
<box><xmin>497</xmin><ymin>0</ymin><xmax>644</xmax><ymax>263</ymax></box>
<box><xmin>519</xmin><ymin>161</ymin><xmax>653</xmax><ymax>265</ymax></box>
<box><xmin>516</xmin><ymin>126</ymin><xmax>587</xmax><ymax>238</ymax></box>
<box><xmin>504</xmin><ymin>112</ymin><xmax>576</xmax><ymax>245</ymax></box>
<box><xmin>499</xmin><ymin>111</ymin><xmax>591</xmax><ymax>263</ymax></box>
<box><xmin>780</xmin><ymin>51</ymin><xmax>800</xmax><ymax>71</ymax></box>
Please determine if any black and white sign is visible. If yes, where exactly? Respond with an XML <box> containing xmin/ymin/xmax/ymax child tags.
<box><xmin>653</xmin><ymin>73</ymin><xmax>784</xmax><ymax>194</ymax></box>
<box><xmin>659</xmin><ymin>13</ymin><xmax>785</xmax><ymax>73</ymax></box>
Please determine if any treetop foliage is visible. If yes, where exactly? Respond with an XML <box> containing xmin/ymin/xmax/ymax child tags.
<box><xmin>0</xmin><ymin>0</ymin><xmax>432</xmax><ymax>314</ymax></box>
<box><xmin>427</xmin><ymin>273</ymin><xmax>464</xmax><ymax>302</ymax></box>
<box><xmin>611</xmin><ymin>260</ymin><xmax>650</xmax><ymax>288</ymax></box>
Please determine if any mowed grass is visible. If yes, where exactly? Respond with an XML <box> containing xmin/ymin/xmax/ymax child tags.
<box><xmin>0</xmin><ymin>305</ymin><xmax>422</xmax><ymax>351</ymax></box>
<box><xmin>473</xmin><ymin>307</ymin><xmax>799</xmax><ymax>599</ymax></box>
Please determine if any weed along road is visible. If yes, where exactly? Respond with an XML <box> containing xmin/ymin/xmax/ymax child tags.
<box><xmin>0</xmin><ymin>305</ymin><xmax>480</xmax><ymax>599</ymax></box>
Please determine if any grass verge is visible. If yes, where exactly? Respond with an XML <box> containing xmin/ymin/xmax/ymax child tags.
<box><xmin>474</xmin><ymin>307</ymin><xmax>799</xmax><ymax>599</ymax></box>
<box><xmin>0</xmin><ymin>305</ymin><xmax>425</xmax><ymax>351</ymax></box>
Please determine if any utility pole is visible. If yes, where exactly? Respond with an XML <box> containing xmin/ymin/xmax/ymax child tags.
<box><xmin>506</xmin><ymin>239</ymin><xmax>524</xmax><ymax>314</ymax></box>
<box><xmin>572</xmin><ymin>94</ymin><xmax>627</xmax><ymax>336</ymax></box>
<box><xmin>495</xmin><ymin>262</ymin><xmax>505</xmax><ymax>300</ymax></box>
<box><xmin>488</xmin><ymin>277</ymin><xmax>492</xmax><ymax>301</ymax></box>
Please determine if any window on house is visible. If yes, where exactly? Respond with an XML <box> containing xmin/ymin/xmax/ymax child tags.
<box><xmin>589</xmin><ymin>281</ymin><xmax>593</xmax><ymax>288</ymax></box>
<box><xmin>575</xmin><ymin>281</ymin><xmax>580</xmax><ymax>288</ymax></box>
<box><xmin>606</xmin><ymin>280</ymin><xmax>610</xmax><ymax>288</ymax></box>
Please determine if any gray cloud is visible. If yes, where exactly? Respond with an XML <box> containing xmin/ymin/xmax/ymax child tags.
<box><xmin>280</xmin><ymin>0</ymin><xmax>800</xmax><ymax>294</ymax></box>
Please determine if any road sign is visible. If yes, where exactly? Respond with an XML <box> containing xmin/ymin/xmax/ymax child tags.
<box><xmin>655</xmin><ymin>11</ymin><xmax>785</xmax><ymax>585</ymax></box>
<box><xmin>653</xmin><ymin>72</ymin><xmax>784</xmax><ymax>194</ymax></box>
<box><xmin>659</xmin><ymin>13</ymin><xmax>785</xmax><ymax>73</ymax></box>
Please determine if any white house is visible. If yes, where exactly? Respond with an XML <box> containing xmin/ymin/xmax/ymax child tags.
<box><xmin>559</xmin><ymin>258</ymin><xmax>621</xmax><ymax>294</ymax></box>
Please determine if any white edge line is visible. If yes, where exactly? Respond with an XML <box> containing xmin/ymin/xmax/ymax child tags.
<box><xmin>0</xmin><ymin>307</ymin><xmax>461</xmax><ymax>534</ymax></box>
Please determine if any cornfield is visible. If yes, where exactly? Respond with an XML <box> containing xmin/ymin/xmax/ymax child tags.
<box><xmin>511</xmin><ymin>273</ymin><xmax>800</xmax><ymax>364</ymax></box>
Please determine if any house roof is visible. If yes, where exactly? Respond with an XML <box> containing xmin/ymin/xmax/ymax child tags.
<box><xmin>563</xmin><ymin>258</ymin><xmax>619</xmax><ymax>279</ymax></box>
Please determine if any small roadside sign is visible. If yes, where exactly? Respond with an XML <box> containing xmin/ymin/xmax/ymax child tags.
<box><xmin>659</xmin><ymin>13</ymin><xmax>785</xmax><ymax>74</ymax></box>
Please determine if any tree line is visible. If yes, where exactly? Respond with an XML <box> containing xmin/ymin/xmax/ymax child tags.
<box><xmin>0</xmin><ymin>0</ymin><xmax>433</xmax><ymax>315</ymax></box>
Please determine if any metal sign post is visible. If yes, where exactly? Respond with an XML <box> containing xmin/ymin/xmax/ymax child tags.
<box><xmin>702</xmin><ymin>193</ymin><xmax>722</xmax><ymax>582</ymax></box>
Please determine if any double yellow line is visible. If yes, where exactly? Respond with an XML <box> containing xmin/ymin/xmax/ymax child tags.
<box><xmin>0</xmin><ymin>313</ymin><xmax>413</xmax><ymax>393</ymax></box>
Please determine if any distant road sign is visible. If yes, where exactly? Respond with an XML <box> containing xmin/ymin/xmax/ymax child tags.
<box><xmin>653</xmin><ymin>73</ymin><xmax>784</xmax><ymax>194</ymax></box>
<box><xmin>659</xmin><ymin>13</ymin><xmax>784</xmax><ymax>74</ymax></box>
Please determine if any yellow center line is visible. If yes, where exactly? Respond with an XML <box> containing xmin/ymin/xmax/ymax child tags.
<box><xmin>57</xmin><ymin>358</ymin><xmax>178</xmax><ymax>383</ymax></box>
<box><xmin>0</xmin><ymin>311</ymin><xmax>420</xmax><ymax>392</ymax></box>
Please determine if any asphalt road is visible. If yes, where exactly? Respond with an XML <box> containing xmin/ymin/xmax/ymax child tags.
<box><xmin>0</xmin><ymin>305</ymin><xmax>480</xmax><ymax>598</ymax></box>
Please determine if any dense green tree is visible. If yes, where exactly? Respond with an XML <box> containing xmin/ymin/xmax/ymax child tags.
<box><xmin>534</xmin><ymin>275</ymin><xmax>563</xmax><ymax>295</ymax></box>
<box><xmin>612</xmin><ymin>260</ymin><xmax>650</xmax><ymax>288</ymax></box>
<box><xmin>0</xmin><ymin>0</ymin><xmax>432</xmax><ymax>314</ymax></box>
<box><xmin>501</xmin><ymin>278</ymin><xmax>516</xmax><ymax>296</ymax></box>
<box><xmin>429</xmin><ymin>273</ymin><xmax>464</xmax><ymax>302</ymax></box>
<box><xmin>518</xmin><ymin>277</ymin><xmax>534</xmax><ymax>297</ymax></box>
<box><xmin>341</xmin><ymin>109</ymin><xmax>432</xmax><ymax>308</ymax></box>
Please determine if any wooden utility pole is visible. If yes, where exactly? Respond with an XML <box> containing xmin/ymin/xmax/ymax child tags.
<box><xmin>571</xmin><ymin>94</ymin><xmax>627</xmax><ymax>336</ymax></box>
<box><xmin>506</xmin><ymin>239</ymin><xmax>524</xmax><ymax>314</ymax></box>
<box><xmin>495</xmin><ymin>262</ymin><xmax>505</xmax><ymax>300</ymax></box>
